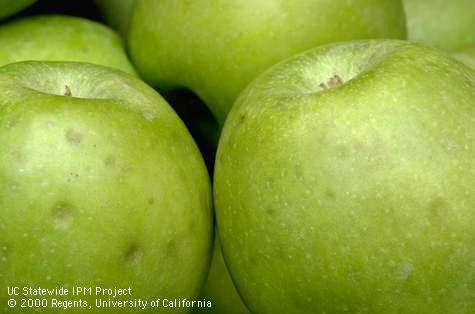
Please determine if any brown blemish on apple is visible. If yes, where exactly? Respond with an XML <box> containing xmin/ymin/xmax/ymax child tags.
<box><xmin>65</xmin><ymin>129</ymin><xmax>83</xmax><ymax>145</ymax></box>
<box><xmin>166</xmin><ymin>240</ymin><xmax>177</xmax><ymax>258</ymax></box>
<box><xmin>64</xmin><ymin>85</ymin><xmax>72</xmax><ymax>97</ymax></box>
<box><xmin>125</xmin><ymin>244</ymin><xmax>143</xmax><ymax>263</ymax></box>
<box><xmin>428</xmin><ymin>198</ymin><xmax>449</xmax><ymax>225</ymax></box>
<box><xmin>325</xmin><ymin>190</ymin><xmax>336</xmax><ymax>200</ymax></box>
<box><xmin>238</xmin><ymin>114</ymin><xmax>246</xmax><ymax>124</ymax></box>
<box><xmin>12</xmin><ymin>150</ymin><xmax>24</xmax><ymax>162</ymax></box>
<box><xmin>147</xmin><ymin>198</ymin><xmax>155</xmax><ymax>205</ymax></box>
<box><xmin>104</xmin><ymin>156</ymin><xmax>116</xmax><ymax>167</ymax></box>
<box><xmin>266</xmin><ymin>208</ymin><xmax>276</xmax><ymax>217</ymax></box>
<box><xmin>52</xmin><ymin>201</ymin><xmax>74</xmax><ymax>230</ymax></box>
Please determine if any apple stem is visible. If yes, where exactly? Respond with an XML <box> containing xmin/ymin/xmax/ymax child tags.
<box><xmin>319</xmin><ymin>75</ymin><xmax>344</xmax><ymax>90</ymax></box>
<box><xmin>64</xmin><ymin>85</ymin><xmax>72</xmax><ymax>97</ymax></box>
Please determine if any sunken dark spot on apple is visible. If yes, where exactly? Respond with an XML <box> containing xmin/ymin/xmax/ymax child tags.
<box><xmin>12</xmin><ymin>150</ymin><xmax>25</xmax><ymax>162</ymax></box>
<box><xmin>428</xmin><ymin>198</ymin><xmax>449</xmax><ymax>225</ymax></box>
<box><xmin>335</xmin><ymin>144</ymin><xmax>350</xmax><ymax>158</ymax></box>
<box><xmin>64</xmin><ymin>85</ymin><xmax>72</xmax><ymax>97</ymax></box>
<box><xmin>65</xmin><ymin>129</ymin><xmax>83</xmax><ymax>145</ymax></box>
<box><xmin>147</xmin><ymin>198</ymin><xmax>155</xmax><ymax>205</ymax></box>
<box><xmin>266</xmin><ymin>208</ymin><xmax>276</xmax><ymax>217</ymax></box>
<box><xmin>124</xmin><ymin>244</ymin><xmax>143</xmax><ymax>263</ymax></box>
<box><xmin>52</xmin><ymin>201</ymin><xmax>75</xmax><ymax>230</ymax></box>
<box><xmin>238</xmin><ymin>114</ymin><xmax>246</xmax><ymax>124</ymax></box>
<box><xmin>325</xmin><ymin>190</ymin><xmax>336</xmax><ymax>200</ymax></box>
<box><xmin>166</xmin><ymin>240</ymin><xmax>177</xmax><ymax>258</ymax></box>
<box><xmin>104</xmin><ymin>156</ymin><xmax>116</xmax><ymax>167</ymax></box>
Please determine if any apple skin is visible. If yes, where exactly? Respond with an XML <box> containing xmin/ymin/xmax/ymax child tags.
<box><xmin>162</xmin><ymin>91</ymin><xmax>248</xmax><ymax>314</ymax></box>
<box><xmin>403</xmin><ymin>0</ymin><xmax>475</xmax><ymax>51</ymax></box>
<box><xmin>194</xmin><ymin>236</ymin><xmax>250</xmax><ymax>314</ymax></box>
<box><xmin>0</xmin><ymin>15</ymin><xmax>135</xmax><ymax>75</ymax></box>
<box><xmin>128</xmin><ymin>0</ymin><xmax>407</xmax><ymax>123</ymax></box>
<box><xmin>453</xmin><ymin>48</ymin><xmax>475</xmax><ymax>69</ymax></box>
<box><xmin>0</xmin><ymin>0</ymin><xmax>36</xmax><ymax>20</ymax></box>
<box><xmin>0</xmin><ymin>61</ymin><xmax>213</xmax><ymax>313</ymax></box>
<box><xmin>214</xmin><ymin>40</ymin><xmax>475</xmax><ymax>314</ymax></box>
<box><xmin>95</xmin><ymin>0</ymin><xmax>135</xmax><ymax>39</ymax></box>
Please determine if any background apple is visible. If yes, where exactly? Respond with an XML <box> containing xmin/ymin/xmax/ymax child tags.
<box><xmin>128</xmin><ymin>0</ymin><xmax>407</xmax><ymax>123</ymax></box>
<box><xmin>95</xmin><ymin>0</ymin><xmax>134</xmax><ymax>39</ymax></box>
<box><xmin>453</xmin><ymin>47</ymin><xmax>475</xmax><ymax>69</ymax></box>
<box><xmin>0</xmin><ymin>61</ymin><xmax>213</xmax><ymax>313</ymax></box>
<box><xmin>163</xmin><ymin>92</ymin><xmax>249</xmax><ymax>314</ymax></box>
<box><xmin>403</xmin><ymin>0</ymin><xmax>475</xmax><ymax>51</ymax></box>
<box><xmin>195</xmin><ymin>236</ymin><xmax>250</xmax><ymax>314</ymax></box>
<box><xmin>214</xmin><ymin>40</ymin><xmax>475</xmax><ymax>314</ymax></box>
<box><xmin>0</xmin><ymin>0</ymin><xmax>36</xmax><ymax>20</ymax></box>
<box><xmin>0</xmin><ymin>15</ymin><xmax>135</xmax><ymax>74</ymax></box>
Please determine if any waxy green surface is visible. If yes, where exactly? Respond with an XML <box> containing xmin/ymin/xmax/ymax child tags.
<box><xmin>0</xmin><ymin>62</ymin><xmax>213</xmax><ymax>313</ymax></box>
<box><xmin>215</xmin><ymin>40</ymin><xmax>475</xmax><ymax>314</ymax></box>
<box><xmin>128</xmin><ymin>0</ymin><xmax>406</xmax><ymax>123</ymax></box>
<box><xmin>454</xmin><ymin>47</ymin><xmax>475</xmax><ymax>70</ymax></box>
<box><xmin>0</xmin><ymin>15</ymin><xmax>135</xmax><ymax>75</ymax></box>
<box><xmin>95</xmin><ymin>0</ymin><xmax>135</xmax><ymax>39</ymax></box>
<box><xmin>195</xmin><ymin>236</ymin><xmax>250</xmax><ymax>314</ymax></box>
<box><xmin>404</xmin><ymin>0</ymin><xmax>475</xmax><ymax>51</ymax></box>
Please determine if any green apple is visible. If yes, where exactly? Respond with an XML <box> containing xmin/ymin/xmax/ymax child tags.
<box><xmin>403</xmin><ymin>0</ymin><xmax>475</xmax><ymax>51</ymax></box>
<box><xmin>163</xmin><ymin>91</ymin><xmax>247</xmax><ymax>314</ymax></box>
<box><xmin>0</xmin><ymin>15</ymin><xmax>135</xmax><ymax>75</ymax></box>
<box><xmin>453</xmin><ymin>47</ymin><xmax>475</xmax><ymax>69</ymax></box>
<box><xmin>214</xmin><ymin>40</ymin><xmax>475</xmax><ymax>314</ymax></box>
<box><xmin>195</xmin><ymin>236</ymin><xmax>250</xmax><ymax>314</ymax></box>
<box><xmin>0</xmin><ymin>61</ymin><xmax>213</xmax><ymax>313</ymax></box>
<box><xmin>0</xmin><ymin>0</ymin><xmax>36</xmax><ymax>20</ymax></box>
<box><xmin>95</xmin><ymin>0</ymin><xmax>135</xmax><ymax>39</ymax></box>
<box><xmin>128</xmin><ymin>0</ymin><xmax>407</xmax><ymax>123</ymax></box>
